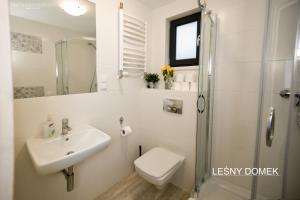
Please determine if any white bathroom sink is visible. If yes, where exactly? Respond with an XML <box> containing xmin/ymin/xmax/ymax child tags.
<box><xmin>26</xmin><ymin>125</ymin><xmax>111</xmax><ymax>175</ymax></box>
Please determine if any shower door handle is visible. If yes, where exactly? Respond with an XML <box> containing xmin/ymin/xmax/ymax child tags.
<box><xmin>295</xmin><ymin>93</ymin><xmax>300</xmax><ymax>107</ymax></box>
<box><xmin>266</xmin><ymin>107</ymin><xmax>275</xmax><ymax>147</ymax></box>
<box><xmin>197</xmin><ymin>95</ymin><xmax>206</xmax><ymax>113</ymax></box>
<box><xmin>280</xmin><ymin>89</ymin><xmax>291</xmax><ymax>98</ymax></box>
<box><xmin>295</xmin><ymin>93</ymin><xmax>300</xmax><ymax>128</ymax></box>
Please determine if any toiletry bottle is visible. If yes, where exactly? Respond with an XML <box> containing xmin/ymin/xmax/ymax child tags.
<box><xmin>43</xmin><ymin>115</ymin><xmax>56</xmax><ymax>138</ymax></box>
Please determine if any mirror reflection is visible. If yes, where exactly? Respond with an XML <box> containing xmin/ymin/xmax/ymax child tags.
<box><xmin>9</xmin><ymin>0</ymin><xmax>97</xmax><ymax>99</ymax></box>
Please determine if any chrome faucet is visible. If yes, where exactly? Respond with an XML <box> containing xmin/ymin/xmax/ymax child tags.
<box><xmin>62</xmin><ymin>118</ymin><xmax>72</xmax><ymax>135</ymax></box>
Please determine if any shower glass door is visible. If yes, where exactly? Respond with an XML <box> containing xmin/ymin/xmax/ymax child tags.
<box><xmin>55</xmin><ymin>38</ymin><xmax>97</xmax><ymax>95</ymax></box>
<box><xmin>255</xmin><ymin>0</ymin><xmax>300</xmax><ymax>199</ymax></box>
<box><xmin>55</xmin><ymin>41</ymin><xmax>69</xmax><ymax>95</ymax></box>
<box><xmin>195</xmin><ymin>11</ymin><xmax>216</xmax><ymax>192</ymax></box>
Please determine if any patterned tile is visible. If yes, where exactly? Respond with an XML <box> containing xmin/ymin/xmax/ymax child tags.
<box><xmin>11</xmin><ymin>32</ymin><xmax>43</xmax><ymax>54</ymax></box>
<box><xmin>14</xmin><ymin>86</ymin><xmax>45</xmax><ymax>99</ymax></box>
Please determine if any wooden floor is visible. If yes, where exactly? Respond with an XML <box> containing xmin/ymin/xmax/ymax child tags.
<box><xmin>95</xmin><ymin>173</ymin><xmax>190</xmax><ymax>200</ymax></box>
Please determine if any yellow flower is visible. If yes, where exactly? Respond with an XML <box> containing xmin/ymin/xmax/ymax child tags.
<box><xmin>161</xmin><ymin>66</ymin><xmax>167</xmax><ymax>71</ymax></box>
<box><xmin>161</xmin><ymin>65</ymin><xmax>175</xmax><ymax>72</ymax></box>
<box><xmin>168</xmin><ymin>66</ymin><xmax>174</xmax><ymax>72</ymax></box>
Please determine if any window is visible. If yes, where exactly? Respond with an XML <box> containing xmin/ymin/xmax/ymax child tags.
<box><xmin>169</xmin><ymin>12</ymin><xmax>201</xmax><ymax>67</ymax></box>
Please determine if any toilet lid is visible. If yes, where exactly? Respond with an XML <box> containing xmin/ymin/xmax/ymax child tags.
<box><xmin>134</xmin><ymin>147</ymin><xmax>184</xmax><ymax>179</ymax></box>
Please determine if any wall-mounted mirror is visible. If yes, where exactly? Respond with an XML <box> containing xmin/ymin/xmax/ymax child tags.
<box><xmin>9</xmin><ymin>0</ymin><xmax>97</xmax><ymax>99</ymax></box>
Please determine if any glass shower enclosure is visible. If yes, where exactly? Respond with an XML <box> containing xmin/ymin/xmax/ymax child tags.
<box><xmin>194</xmin><ymin>0</ymin><xmax>300</xmax><ymax>199</ymax></box>
<box><xmin>254</xmin><ymin>0</ymin><xmax>300</xmax><ymax>199</ymax></box>
<box><xmin>55</xmin><ymin>38</ymin><xmax>97</xmax><ymax>95</ymax></box>
<box><xmin>195</xmin><ymin>5</ymin><xmax>217</xmax><ymax>194</ymax></box>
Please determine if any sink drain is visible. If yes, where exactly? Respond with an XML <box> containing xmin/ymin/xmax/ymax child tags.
<box><xmin>66</xmin><ymin>151</ymin><xmax>75</xmax><ymax>155</ymax></box>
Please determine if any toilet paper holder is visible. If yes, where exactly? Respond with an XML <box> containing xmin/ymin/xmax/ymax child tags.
<box><xmin>119</xmin><ymin>116</ymin><xmax>132</xmax><ymax>136</ymax></box>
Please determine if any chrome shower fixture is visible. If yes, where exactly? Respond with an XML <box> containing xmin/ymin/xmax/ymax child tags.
<box><xmin>198</xmin><ymin>0</ymin><xmax>207</xmax><ymax>10</ymax></box>
<box><xmin>88</xmin><ymin>42</ymin><xmax>96</xmax><ymax>50</ymax></box>
<box><xmin>198</xmin><ymin>0</ymin><xmax>212</xmax><ymax>17</ymax></box>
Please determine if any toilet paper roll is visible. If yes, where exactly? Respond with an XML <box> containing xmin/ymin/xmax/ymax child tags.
<box><xmin>120</xmin><ymin>126</ymin><xmax>132</xmax><ymax>136</ymax></box>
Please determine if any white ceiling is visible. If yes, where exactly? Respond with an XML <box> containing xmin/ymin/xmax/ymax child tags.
<box><xmin>10</xmin><ymin>0</ymin><xmax>96</xmax><ymax>35</ymax></box>
<box><xmin>9</xmin><ymin>0</ymin><xmax>177</xmax><ymax>35</ymax></box>
<box><xmin>138</xmin><ymin>0</ymin><xmax>176</xmax><ymax>9</ymax></box>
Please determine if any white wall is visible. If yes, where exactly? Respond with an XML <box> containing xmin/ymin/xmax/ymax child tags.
<box><xmin>150</xmin><ymin>0</ymin><xmax>200</xmax><ymax>88</ymax></box>
<box><xmin>138</xmin><ymin>0</ymin><xmax>202</xmax><ymax>191</ymax></box>
<box><xmin>138</xmin><ymin>89</ymin><xmax>197</xmax><ymax>190</ymax></box>
<box><xmin>0</xmin><ymin>0</ymin><xmax>14</xmax><ymax>199</ymax></box>
<box><xmin>147</xmin><ymin>0</ymin><xmax>267</xmax><ymax>192</ymax></box>
<box><xmin>67</xmin><ymin>39</ymin><xmax>97</xmax><ymax>94</ymax></box>
<box><xmin>210</xmin><ymin>0</ymin><xmax>266</xmax><ymax>190</ymax></box>
<box><xmin>13</xmin><ymin>0</ymin><xmax>152</xmax><ymax>199</ymax></box>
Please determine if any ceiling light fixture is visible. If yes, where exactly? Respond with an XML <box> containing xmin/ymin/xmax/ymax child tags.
<box><xmin>61</xmin><ymin>0</ymin><xmax>86</xmax><ymax>16</ymax></box>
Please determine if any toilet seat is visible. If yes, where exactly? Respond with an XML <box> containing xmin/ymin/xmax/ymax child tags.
<box><xmin>134</xmin><ymin>147</ymin><xmax>184</xmax><ymax>187</ymax></box>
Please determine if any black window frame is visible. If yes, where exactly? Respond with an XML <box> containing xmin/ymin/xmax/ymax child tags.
<box><xmin>169</xmin><ymin>12</ymin><xmax>201</xmax><ymax>67</ymax></box>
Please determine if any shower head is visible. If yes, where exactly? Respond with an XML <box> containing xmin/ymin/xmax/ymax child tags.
<box><xmin>82</xmin><ymin>36</ymin><xmax>96</xmax><ymax>41</ymax></box>
<box><xmin>88</xmin><ymin>42</ymin><xmax>96</xmax><ymax>50</ymax></box>
<box><xmin>198</xmin><ymin>0</ymin><xmax>207</xmax><ymax>11</ymax></box>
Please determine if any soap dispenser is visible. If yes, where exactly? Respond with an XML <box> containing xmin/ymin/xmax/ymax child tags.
<box><xmin>43</xmin><ymin>114</ymin><xmax>56</xmax><ymax>138</ymax></box>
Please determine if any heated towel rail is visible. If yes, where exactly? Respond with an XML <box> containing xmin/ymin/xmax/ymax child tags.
<box><xmin>118</xmin><ymin>2</ymin><xmax>147</xmax><ymax>78</ymax></box>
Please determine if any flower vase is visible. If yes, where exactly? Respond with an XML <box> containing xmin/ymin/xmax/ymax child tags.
<box><xmin>147</xmin><ymin>82</ymin><xmax>157</xmax><ymax>89</ymax></box>
<box><xmin>164</xmin><ymin>78</ymin><xmax>173</xmax><ymax>90</ymax></box>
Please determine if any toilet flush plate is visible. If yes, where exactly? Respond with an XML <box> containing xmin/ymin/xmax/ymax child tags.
<box><xmin>163</xmin><ymin>99</ymin><xmax>183</xmax><ymax>114</ymax></box>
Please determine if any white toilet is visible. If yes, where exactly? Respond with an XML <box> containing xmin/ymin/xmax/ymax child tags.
<box><xmin>134</xmin><ymin>147</ymin><xmax>185</xmax><ymax>189</ymax></box>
